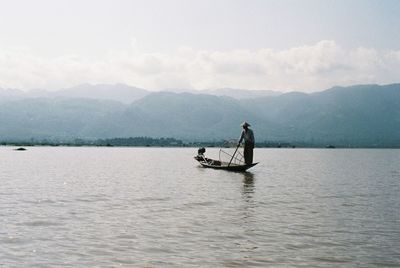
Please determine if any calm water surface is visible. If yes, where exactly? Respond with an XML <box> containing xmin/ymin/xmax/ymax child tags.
<box><xmin>1</xmin><ymin>147</ymin><xmax>399</xmax><ymax>267</ymax></box>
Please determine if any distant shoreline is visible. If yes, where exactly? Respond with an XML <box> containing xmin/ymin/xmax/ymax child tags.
<box><xmin>1</xmin><ymin>142</ymin><xmax>399</xmax><ymax>149</ymax></box>
<box><xmin>1</xmin><ymin>136</ymin><xmax>399</xmax><ymax>149</ymax></box>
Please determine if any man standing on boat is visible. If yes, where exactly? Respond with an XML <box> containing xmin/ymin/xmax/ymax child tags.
<box><xmin>238</xmin><ymin>122</ymin><xmax>255</xmax><ymax>165</ymax></box>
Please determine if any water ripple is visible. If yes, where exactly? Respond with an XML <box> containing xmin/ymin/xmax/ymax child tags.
<box><xmin>0</xmin><ymin>147</ymin><xmax>399</xmax><ymax>267</ymax></box>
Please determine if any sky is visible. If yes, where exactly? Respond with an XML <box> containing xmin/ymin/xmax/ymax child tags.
<box><xmin>0</xmin><ymin>0</ymin><xmax>400</xmax><ymax>92</ymax></box>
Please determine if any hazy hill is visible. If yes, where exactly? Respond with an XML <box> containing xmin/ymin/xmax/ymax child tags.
<box><xmin>53</xmin><ymin>84</ymin><xmax>149</xmax><ymax>103</ymax></box>
<box><xmin>205</xmin><ymin>88</ymin><xmax>281</xmax><ymax>99</ymax></box>
<box><xmin>242</xmin><ymin>84</ymin><xmax>400</xmax><ymax>145</ymax></box>
<box><xmin>0</xmin><ymin>88</ymin><xmax>25</xmax><ymax>102</ymax></box>
<box><xmin>0</xmin><ymin>98</ymin><xmax>125</xmax><ymax>140</ymax></box>
<box><xmin>119</xmin><ymin>92</ymin><xmax>280</xmax><ymax>140</ymax></box>
<box><xmin>175</xmin><ymin>88</ymin><xmax>281</xmax><ymax>99</ymax></box>
<box><xmin>0</xmin><ymin>84</ymin><xmax>281</xmax><ymax>102</ymax></box>
<box><xmin>0</xmin><ymin>84</ymin><xmax>149</xmax><ymax>104</ymax></box>
<box><xmin>0</xmin><ymin>84</ymin><xmax>398</xmax><ymax>146</ymax></box>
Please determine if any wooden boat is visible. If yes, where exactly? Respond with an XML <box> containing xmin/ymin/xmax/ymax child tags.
<box><xmin>194</xmin><ymin>148</ymin><xmax>258</xmax><ymax>172</ymax></box>
<box><xmin>197</xmin><ymin>158</ymin><xmax>258</xmax><ymax>171</ymax></box>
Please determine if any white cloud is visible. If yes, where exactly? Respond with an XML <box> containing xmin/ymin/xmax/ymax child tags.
<box><xmin>1</xmin><ymin>40</ymin><xmax>400</xmax><ymax>92</ymax></box>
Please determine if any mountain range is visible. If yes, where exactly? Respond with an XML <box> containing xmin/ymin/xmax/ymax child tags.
<box><xmin>0</xmin><ymin>83</ymin><xmax>399</xmax><ymax>147</ymax></box>
<box><xmin>0</xmin><ymin>84</ymin><xmax>279</xmax><ymax>103</ymax></box>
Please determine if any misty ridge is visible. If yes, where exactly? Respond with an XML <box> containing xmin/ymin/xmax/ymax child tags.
<box><xmin>0</xmin><ymin>83</ymin><xmax>399</xmax><ymax>147</ymax></box>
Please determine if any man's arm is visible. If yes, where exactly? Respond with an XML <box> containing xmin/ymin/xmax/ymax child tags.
<box><xmin>238</xmin><ymin>130</ymin><xmax>244</xmax><ymax>145</ymax></box>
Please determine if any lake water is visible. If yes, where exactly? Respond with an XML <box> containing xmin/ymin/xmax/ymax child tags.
<box><xmin>1</xmin><ymin>147</ymin><xmax>399</xmax><ymax>267</ymax></box>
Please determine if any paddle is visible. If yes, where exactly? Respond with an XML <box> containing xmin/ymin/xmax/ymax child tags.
<box><xmin>228</xmin><ymin>144</ymin><xmax>240</xmax><ymax>167</ymax></box>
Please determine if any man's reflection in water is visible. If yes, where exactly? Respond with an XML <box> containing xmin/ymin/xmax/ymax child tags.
<box><xmin>239</xmin><ymin>172</ymin><xmax>259</xmax><ymax>260</ymax></box>
<box><xmin>241</xmin><ymin>172</ymin><xmax>256</xmax><ymax>223</ymax></box>
<box><xmin>242</xmin><ymin>172</ymin><xmax>255</xmax><ymax>200</ymax></box>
